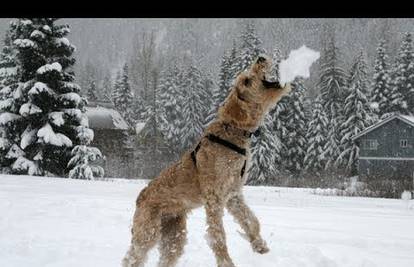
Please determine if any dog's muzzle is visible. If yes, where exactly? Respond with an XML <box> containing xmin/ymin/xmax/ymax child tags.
<box><xmin>262</xmin><ymin>79</ymin><xmax>282</xmax><ymax>90</ymax></box>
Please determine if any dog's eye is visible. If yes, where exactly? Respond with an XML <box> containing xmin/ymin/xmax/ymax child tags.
<box><xmin>244</xmin><ymin>78</ymin><xmax>251</xmax><ymax>86</ymax></box>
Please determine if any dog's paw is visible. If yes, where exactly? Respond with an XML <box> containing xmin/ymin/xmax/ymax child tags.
<box><xmin>251</xmin><ymin>238</ymin><xmax>270</xmax><ymax>254</ymax></box>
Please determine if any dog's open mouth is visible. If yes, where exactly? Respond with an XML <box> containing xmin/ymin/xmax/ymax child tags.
<box><xmin>262</xmin><ymin>79</ymin><xmax>282</xmax><ymax>89</ymax></box>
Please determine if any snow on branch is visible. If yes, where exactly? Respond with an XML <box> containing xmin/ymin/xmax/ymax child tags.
<box><xmin>0</xmin><ymin>112</ymin><xmax>21</xmax><ymax>126</ymax></box>
<box><xmin>19</xmin><ymin>103</ymin><xmax>43</xmax><ymax>117</ymax></box>
<box><xmin>36</xmin><ymin>62</ymin><xmax>62</xmax><ymax>75</ymax></box>
<box><xmin>37</xmin><ymin>123</ymin><xmax>73</xmax><ymax>147</ymax></box>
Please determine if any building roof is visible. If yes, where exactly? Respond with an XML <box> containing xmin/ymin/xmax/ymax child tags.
<box><xmin>85</xmin><ymin>106</ymin><xmax>130</xmax><ymax>130</ymax></box>
<box><xmin>352</xmin><ymin>114</ymin><xmax>414</xmax><ymax>141</ymax></box>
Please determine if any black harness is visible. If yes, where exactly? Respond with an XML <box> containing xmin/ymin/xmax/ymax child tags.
<box><xmin>190</xmin><ymin>127</ymin><xmax>261</xmax><ymax>178</ymax></box>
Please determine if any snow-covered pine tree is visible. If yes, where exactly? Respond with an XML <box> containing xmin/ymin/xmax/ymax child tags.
<box><xmin>0</xmin><ymin>18</ymin><xmax>102</xmax><ymax>177</ymax></box>
<box><xmin>204</xmin><ymin>51</ymin><xmax>232</xmax><ymax>126</ymax></box>
<box><xmin>233</xmin><ymin>21</ymin><xmax>266</xmax><ymax>76</ymax></box>
<box><xmin>156</xmin><ymin>64</ymin><xmax>183</xmax><ymax>148</ymax></box>
<box><xmin>283</xmin><ymin>78</ymin><xmax>308</xmax><ymax>176</ymax></box>
<box><xmin>247</xmin><ymin>114</ymin><xmax>281</xmax><ymax>185</ymax></box>
<box><xmin>336</xmin><ymin>51</ymin><xmax>374</xmax><ymax>175</ymax></box>
<box><xmin>0</xmin><ymin>23</ymin><xmax>20</xmax><ymax>172</ymax></box>
<box><xmin>387</xmin><ymin>32</ymin><xmax>414</xmax><ymax>116</ymax></box>
<box><xmin>112</xmin><ymin>63</ymin><xmax>134</xmax><ymax>126</ymax></box>
<box><xmin>371</xmin><ymin>39</ymin><xmax>392</xmax><ymax>119</ymax></box>
<box><xmin>180</xmin><ymin>64</ymin><xmax>207</xmax><ymax>150</ymax></box>
<box><xmin>102</xmin><ymin>74</ymin><xmax>112</xmax><ymax>102</ymax></box>
<box><xmin>318</xmin><ymin>33</ymin><xmax>348</xmax><ymax>172</ymax></box>
<box><xmin>87</xmin><ymin>80</ymin><xmax>98</xmax><ymax>102</ymax></box>
<box><xmin>304</xmin><ymin>97</ymin><xmax>329</xmax><ymax>176</ymax></box>
<box><xmin>270</xmin><ymin>46</ymin><xmax>282</xmax><ymax>80</ymax></box>
<box><xmin>68</xmin><ymin>123</ymin><xmax>104</xmax><ymax>180</ymax></box>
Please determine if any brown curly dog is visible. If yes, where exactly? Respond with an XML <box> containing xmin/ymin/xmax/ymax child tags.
<box><xmin>122</xmin><ymin>55</ymin><xmax>292</xmax><ymax>267</ymax></box>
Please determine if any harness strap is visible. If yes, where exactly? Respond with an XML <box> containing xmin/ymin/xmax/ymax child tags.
<box><xmin>191</xmin><ymin>142</ymin><xmax>201</xmax><ymax>165</ymax></box>
<box><xmin>241</xmin><ymin>160</ymin><xmax>247</xmax><ymax>177</ymax></box>
<box><xmin>191</xmin><ymin>134</ymin><xmax>247</xmax><ymax>179</ymax></box>
<box><xmin>206</xmin><ymin>134</ymin><xmax>246</xmax><ymax>155</ymax></box>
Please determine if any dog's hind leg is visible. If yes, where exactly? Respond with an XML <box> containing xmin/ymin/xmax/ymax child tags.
<box><xmin>157</xmin><ymin>213</ymin><xmax>187</xmax><ymax>267</ymax></box>
<box><xmin>122</xmin><ymin>208</ymin><xmax>161</xmax><ymax>267</ymax></box>
<box><xmin>226</xmin><ymin>194</ymin><xmax>269</xmax><ymax>254</ymax></box>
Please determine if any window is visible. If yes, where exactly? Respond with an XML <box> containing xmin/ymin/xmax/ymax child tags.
<box><xmin>364</xmin><ymin>139</ymin><xmax>377</xmax><ymax>150</ymax></box>
<box><xmin>400</xmin><ymin>139</ymin><xmax>408</xmax><ymax>148</ymax></box>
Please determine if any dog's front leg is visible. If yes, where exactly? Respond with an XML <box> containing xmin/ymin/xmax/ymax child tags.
<box><xmin>204</xmin><ymin>192</ymin><xmax>236</xmax><ymax>267</ymax></box>
<box><xmin>226</xmin><ymin>194</ymin><xmax>269</xmax><ymax>254</ymax></box>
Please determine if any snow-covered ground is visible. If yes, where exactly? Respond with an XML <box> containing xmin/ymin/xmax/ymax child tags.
<box><xmin>1</xmin><ymin>175</ymin><xmax>414</xmax><ymax>267</ymax></box>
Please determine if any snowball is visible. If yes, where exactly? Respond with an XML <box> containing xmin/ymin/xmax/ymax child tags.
<box><xmin>36</xmin><ymin>62</ymin><xmax>62</xmax><ymax>75</ymax></box>
<box><xmin>37</xmin><ymin>123</ymin><xmax>73</xmax><ymax>147</ymax></box>
<box><xmin>279</xmin><ymin>45</ymin><xmax>320</xmax><ymax>85</ymax></box>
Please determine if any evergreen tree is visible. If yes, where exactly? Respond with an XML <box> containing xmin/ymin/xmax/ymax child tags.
<box><xmin>270</xmin><ymin>46</ymin><xmax>282</xmax><ymax>80</ymax></box>
<box><xmin>0</xmin><ymin>24</ymin><xmax>19</xmax><ymax>172</ymax></box>
<box><xmin>112</xmin><ymin>64</ymin><xmax>134</xmax><ymax>126</ymax></box>
<box><xmin>371</xmin><ymin>39</ymin><xmax>392</xmax><ymax>119</ymax></box>
<box><xmin>283</xmin><ymin>78</ymin><xmax>308</xmax><ymax>176</ymax></box>
<box><xmin>304</xmin><ymin>97</ymin><xmax>329</xmax><ymax>176</ymax></box>
<box><xmin>87</xmin><ymin>80</ymin><xmax>98</xmax><ymax>102</ymax></box>
<box><xmin>204</xmin><ymin>51</ymin><xmax>232</xmax><ymax>126</ymax></box>
<box><xmin>336</xmin><ymin>52</ymin><xmax>374</xmax><ymax>175</ymax></box>
<box><xmin>0</xmin><ymin>18</ymin><xmax>102</xmax><ymax>177</ymax></box>
<box><xmin>388</xmin><ymin>32</ymin><xmax>414</xmax><ymax>116</ymax></box>
<box><xmin>180</xmin><ymin>64</ymin><xmax>207</xmax><ymax>150</ymax></box>
<box><xmin>156</xmin><ymin>64</ymin><xmax>182</xmax><ymax>147</ymax></box>
<box><xmin>247</xmin><ymin>114</ymin><xmax>281</xmax><ymax>185</ymax></box>
<box><xmin>317</xmin><ymin>33</ymin><xmax>347</xmax><ymax>172</ymax></box>
<box><xmin>102</xmin><ymin>74</ymin><xmax>112</xmax><ymax>102</ymax></box>
<box><xmin>68</xmin><ymin>125</ymin><xmax>104</xmax><ymax>179</ymax></box>
<box><xmin>233</xmin><ymin>22</ymin><xmax>266</xmax><ymax>75</ymax></box>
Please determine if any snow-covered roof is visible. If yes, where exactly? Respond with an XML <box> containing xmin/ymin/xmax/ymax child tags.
<box><xmin>352</xmin><ymin>114</ymin><xmax>414</xmax><ymax>140</ymax></box>
<box><xmin>85</xmin><ymin>106</ymin><xmax>130</xmax><ymax>130</ymax></box>
<box><xmin>135</xmin><ymin>122</ymin><xmax>146</xmax><ymax>134</ymax></box>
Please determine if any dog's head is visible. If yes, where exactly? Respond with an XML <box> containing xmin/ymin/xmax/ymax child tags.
<box><xmin>218</xmin><ymin>55</ymin><xmax>291</xmax><ymax>130</ymax></box>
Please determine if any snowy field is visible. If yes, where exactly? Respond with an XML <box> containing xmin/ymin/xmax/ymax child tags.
<box><xmin>1</xmin><ymin>175</ymin><xmax>414</xmax><ymax>267</ymax></box>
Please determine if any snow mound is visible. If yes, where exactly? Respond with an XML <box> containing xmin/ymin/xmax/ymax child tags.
<box><xmin>279</xmin><ymin>45</ymin><xmax>320</xmax><ymax>85</ymax></box>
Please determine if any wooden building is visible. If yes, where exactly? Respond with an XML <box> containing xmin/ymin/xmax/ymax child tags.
<box><xmin>85</xmin><ymin>100</ymin><xmax>135</xmax><ymax>178</ymax></box>
<box><xmin>353</xmin><ymin>114</ymin><xmax>414</xmax><ymax>188</ymax></box>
